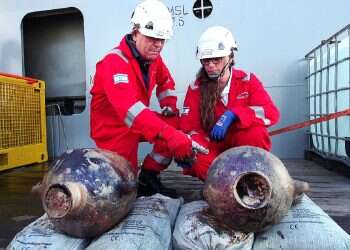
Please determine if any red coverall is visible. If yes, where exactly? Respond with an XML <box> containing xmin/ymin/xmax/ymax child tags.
<box><xmin>180</xmin><ymin>68</ymin><xmax>280</xmax><ymax>180</ymax></box>
<box><xmin>90</xmin><ymin>36</ymin><xmax>178</xmax><ymax>174</ymax></box>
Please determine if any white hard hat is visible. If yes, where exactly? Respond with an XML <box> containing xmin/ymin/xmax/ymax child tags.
<box><xmin>196</xmin><ymin>26</ymin><xmax>238</xmax><ymax>59</ymax></box>
<box><xmin>131</xmin><ymin>0</ymin><xmax>173</xmax><ymax>39</ymax></box>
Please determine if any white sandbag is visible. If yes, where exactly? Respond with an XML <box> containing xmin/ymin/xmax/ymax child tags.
<box><xmin>253</xmin><ymin>194</ymin><xmax>350</xmax><ymax>250</ymax></box>
<box><xmin>86</xmin><ymin>193</ymin><xmax>183</xmax><ymax>250</ymax></box>
<box><xmin>7</xmin><ymin>214</ymin><xmax>89</xmax><ymax>250</ymax></box>
<box><xmin>173</xmin><ymin>200</ymin><xmax>254</xmax><ymax>250</ymax></box>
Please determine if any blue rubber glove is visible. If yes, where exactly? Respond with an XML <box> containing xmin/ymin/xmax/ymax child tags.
<box><xmin>210</xmin><ymin>110</ymin><xmax>237</xmax><ymax>141</ymax></box>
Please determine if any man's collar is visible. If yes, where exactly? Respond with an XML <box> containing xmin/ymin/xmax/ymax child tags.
<box><xmin>125</xmin><ymin>34</ymin><xmax>150</xmax><ymax>65</ymax></box>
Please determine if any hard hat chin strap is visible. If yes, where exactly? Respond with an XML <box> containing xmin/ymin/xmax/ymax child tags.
<box><xmin>206</xmin><ymin>57</ymin><xmax>233</xmax><ymax>81</ymax></box>
<box><xmin>207</xmin><ymin>72</ymin><xmax>220</xmax><ymax>81</ymax></box>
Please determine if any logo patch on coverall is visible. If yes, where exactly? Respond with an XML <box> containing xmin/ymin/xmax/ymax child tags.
<box><xmin>113</xmin><ymin>74</ymin><xmax>128</xmax><ymax>84</ymax></box>
<box><xmin>236</xmin><ymin>91</ymin><xmax>249</xmax><ymax>99</ymax></box>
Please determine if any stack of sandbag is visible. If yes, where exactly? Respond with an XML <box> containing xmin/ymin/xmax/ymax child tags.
<box><xmin>173</xmin><ymin>194</ymin><xmax>350</xmax><ymax>250</ymax></box>
<box><xmin>86</xmin><ymin>193</ymin><xmax>183</xmax><ymax>250</ymax></box>
<box><xmin>252</xmin><ymin>194</ymin><xmax>350</xmax><ymax>250</ymax></box>
<box><xmin>7</xmin><ymin>214</ymin><xmax>90</xmax><ymax>250</ymax></box>
<box><xmin>173</xmin><ymin>200</ymin><xmax>254</xmax><ymax>250</ymax></box>
<box><xmin>7</xmin><ymin>194</ymin><xmax>182</xmax><ymax>250</ymax></box>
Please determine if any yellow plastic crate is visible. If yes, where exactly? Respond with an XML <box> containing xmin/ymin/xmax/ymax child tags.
<box><xmin>0</xmin><ymin>73</ymin><xmax>48</xmax><ymax>171</ymax></box>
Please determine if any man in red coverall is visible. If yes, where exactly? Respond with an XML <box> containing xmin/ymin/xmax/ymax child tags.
<box><xmin>180</xmin><ymin>26</ymin><xmax>280</xmax><ymax>181</ymax></box>
<box><xmin>90</xmin><ymin>0</ymin><xmax>206</xmax><ymax>197</ymax></box>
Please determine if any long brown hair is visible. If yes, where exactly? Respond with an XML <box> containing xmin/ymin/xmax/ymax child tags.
<box><xmin>198</xmin><ymin>67</ymin><xmax>220</xmax><ymax>131</ymax></box>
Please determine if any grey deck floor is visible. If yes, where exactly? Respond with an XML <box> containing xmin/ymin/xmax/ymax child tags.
<box><xmin>0</xmin><ymin>159</ymin><xmax>349</xmax><ymax>248</ymax></box>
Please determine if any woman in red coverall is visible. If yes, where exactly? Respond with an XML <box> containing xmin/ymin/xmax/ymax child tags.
<box><xmin>180</xmin><ymin>26</ymin><xmax>280</xmax><ymax>181</ymax></box>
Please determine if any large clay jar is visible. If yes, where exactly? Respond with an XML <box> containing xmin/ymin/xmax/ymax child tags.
<box><xmin>41</xmin><ymin>148</ymin><xmax>137</xmax><ymax>238</ymax></box>
<box><xmin>203</xmin><ymin>146</ymin><xmax>309</xmax><ymax>232</ymax></box>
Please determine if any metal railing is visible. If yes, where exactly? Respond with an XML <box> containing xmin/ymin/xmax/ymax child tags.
<box><xmin>305</xmin><ymin>24</ymin><xmax>350</xmax><ymax>162</ymax></box>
